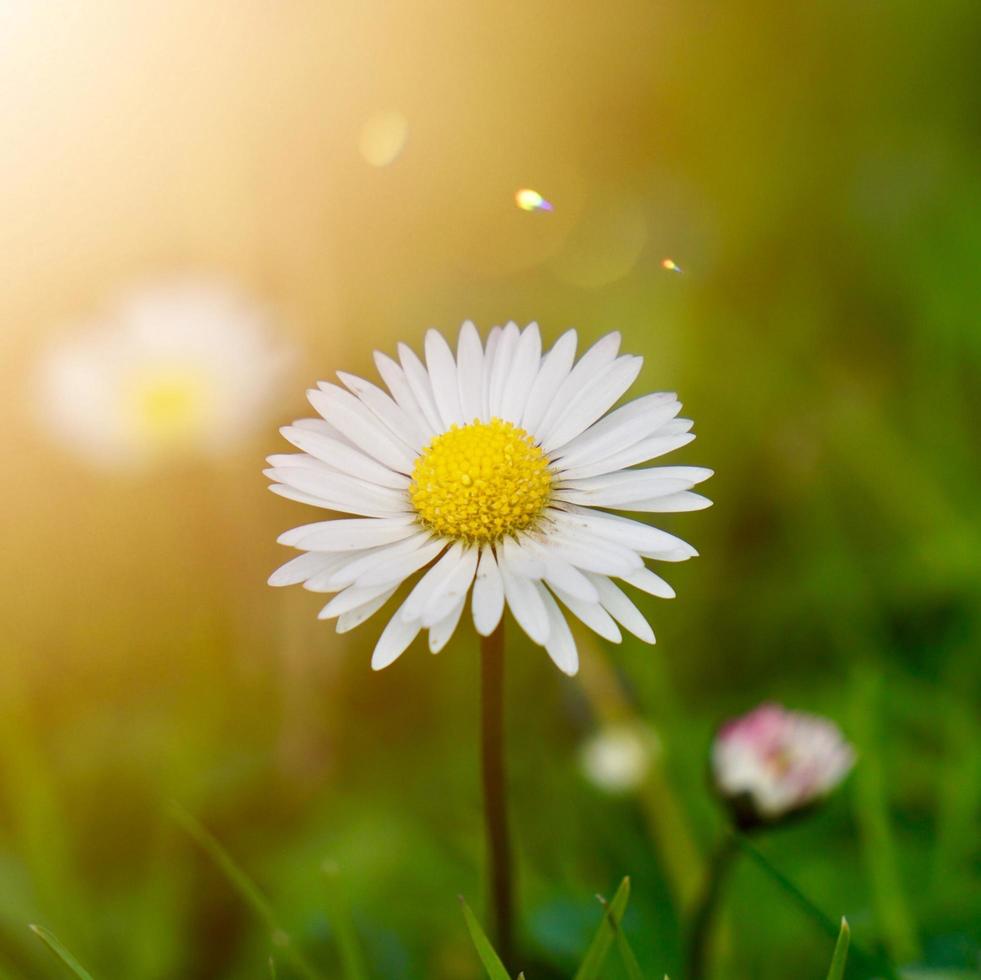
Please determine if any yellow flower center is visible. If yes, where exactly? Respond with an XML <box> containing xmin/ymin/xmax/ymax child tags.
<box><xmin>410</xmin><ymin>418</ymin><xmax>552</xmax><ymax>544</ymax></box>
<box><xmin>129</xmin><ymin>370</ymin><xmax>211</xmax><ymax>446</ymax></box>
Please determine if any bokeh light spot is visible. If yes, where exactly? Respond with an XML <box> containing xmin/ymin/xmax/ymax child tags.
<box><xmin>359</xmin><ymin>111</ymin><xmax>409</xmax><ymax>167</ymax></box>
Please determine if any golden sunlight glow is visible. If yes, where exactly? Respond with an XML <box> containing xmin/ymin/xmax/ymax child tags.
<box><xmin>409</xmin><ymin>418</ymin><xmax>552</xmax><ymax>544</ymax></box>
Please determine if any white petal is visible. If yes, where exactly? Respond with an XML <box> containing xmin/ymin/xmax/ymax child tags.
<box><xmin>319</xmin><ymin>582</ymin><xmax>398</xmax><ymax>620</ymax></box>
<box><xmin>374</xmin><ymin>351</ymin><xmax>438</xmax><ymax>438</ymax></box>
<box><xmin>290</xmin><ymin>417</ymin><xmax>355</xmax><ymax>444</ymax></box>
<box><xmin>456</xmin><ymin>321</ymin><xmax>485</xmax><ymax>424</ymax></box>
<box><xmin>544</xmin><ymin>514</ymin><xmax>645</xmax><ymax>575</ymax></box>
<box><xmin>550</xmin><ymin>392</ymin><xmax>680</xmax><ymax>469</ymax></box>
<box><xmin>308</xmin><ymin>384</ymin><xmax>416</xmax><ymax>473</ymax></box>
<box><xmin>268</xmin><ymin>551</ymin><xmax>344</xmax><ymax>587</ymax></box>
<box><xmin>542</xmin><ymin>554</ymin><xmax>599</xmax><ymax>603</ymax></box>
<box><xmin>554</xmin><ymin>478</ymin><xmax>693</xmax><ymax>508</ymax></box>
<box><xmin>549</xmin><ymin>585</ymin><xmax>623</xmax><ymax>642</ymax></box>
<box><xmin>552</xmin><ymin>507</ymin><xmax>697</xmax><ymax>561</ymax></box>
<box><xmin>336</xmin><ymin>587</ymin><xmax>398</xmax><ymax>633</ymax></box>
<box><xmin>265</xmin><ymin>452</ymin><xmax>329</xmax><ymax>471</ymax></box>
<box><xmin>280</xmin><ymin>425</ymin><xmax>409</xmax><ymax>489</ymax></box>
<box><xmin>535</xmin><ymin>583</ymin><xmax>579</xmax><ymax>675</ymax></box>
<box><xmin>536</xmin><ymin>331</ymin><xmax>621</xmax><ymax>442</ymax></box>
<box><xmin>429</xmin><ymin>596</ymin><xmax>466</xmax><ymax>653</ymax></box>
<box><xmin>305</xmin><ymin>554</ymin><xmax>376</xmax><ymax>592</ymax></box>
<box><xmin>487</xmin><ymin>322</ymin><xmax>520</xmax><ymax>418</ymax></box>
<box><xmin>263</xmin><ymin>466</ymin><xmax>411</xmax><ymax>518</ymax></box>
<box><xmin>269</xmin><ymin>483</ymin><xmax>338</xmax><ymax>509</ymax></box>
<box><xmin>277</xmin><ymin>517</ymin><xmax>417</xmax><ymax>551</ymax></box>
<box><xmin>620</xmin><ymin>491</ymin><xmax>713</xmax><ymax>513</ymax></box>
<box><xmin>556</xmin><ymin>432</ymin><xmax>696</xmax><ymax>481</ymax></box>
<box><xmin>499</xmin><ymin>561</ymin><xmax>550</xmax><ymax>645</ymax></box>
<box><xmin>659</xmin><ymin>418</ymin><xmax>694</xmax><ymax>435</ymax></box>
<box><xmin>520</xmin><ymin>536</ymin><xmax>599</xmax><ymax>602</ymax></box>
<box><xmin>498</xmin><ymin>323</ymin><xmax>541</xmax><ymax>423</ymax></box>
<box><xmin>472</xmin><ymin>544</ymin><xmax>505</xmax><ymax>636</ymax></box>
<box><xmin>562</xmin><ymin>465</ymin><xmax>713</xmax><ymax>496</ymax></box>
<box><xmin>371</xmin><ymin>598</ymin><xmax>422</xmax><ymax>670</ymax></box>
<box><xmin>320</xmin><ymin>532</ymin><xmax>434</xmax><ymax>589</ymax></box>
<box><xmin>337</xmin><ymin>371</ymin><xmax>428</xmax><ymax>452</ymax></box>
<box><xmin>425</xmin><ymin>329</ymin><xmax>464</xmax><ymax>428</ymax></box>
<box><xmin>621</xmin><ymin>567</ymin><xmax>676</xmax><ymax>599</ymax></box>
<box><xmin>397</xmin><ymin>343</ymin><xmax>444</xmax><ymax>435</ymax></box>
<box><xmin>419</xmin><ymin>545</ymin><xmax>478</xmax><ymax>627</ymax></box>
<box><xmin>355</xmin><ymin>536</ymin><xmax>448</xmax><ymax>588</ymax></box>
<box><xmin>545</xmin><ymin>536</ymin><xmax>643</xmax><ymax>577</ymax></box>
<box><xmin>500</xmin><ymin>535</ymin><xmax>545</xmax><ymax>578</ymax></box>
<box><xmin>521</xmin><ymin>329</ymin><xmax>577</xmax><ymax>434</ymax></box>
<box><xmin>399</xmin><ymin>542</ymin><xmax>467</xmax><ymax>622</ymax></box>
<box><xmin>542</xmin><ymin>355</ymin><xmax>643</xmax><ymax>453</ymax></box>
<box><xmin>586</xmin><ymin>573</ymin><xmax>655</xmax><ymax>644</ymax></box>
<box><xmin>481</xmin><ymin>327</ymin><xmax>502</xmax><ymax>422</ymax></box>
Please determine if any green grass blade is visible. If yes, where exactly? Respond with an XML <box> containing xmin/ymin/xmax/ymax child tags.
<box><xmin>170</xmin><ymin>802</ymin><xmax>325</xmax><ymax>980</ymax></box>
<box><xmin>850</xmin><ymin>668</ymin><xmax>921</xmax><ymax>965</ymax></box>
<box><xmin>735</xmin><ymin>833</ymin><xmax>898</xmax><ymax>979</ymax></box>
<box><xmin>594</xmin><ymin>889</ymin><xmax>645</xmax><ymax>980</ymax></box>
<box><xmin>615</xmin><ymin>925</ymin><xmax>645</xmax><ymax>980</ymax></box>
<box><xmin>460</xmin><ymin>897</ymin><xmax>511</xmax><ymax>980</ymax></box>
<box><xmin>322</xmin><ymin>860</ymin><xmax>369</xmax><ymax>980</ymax></box>
<box><xmin>573</xmin><ymin>877</ymin><xmax>631</xmax><ymax>980</ymax></box>
<box><xmin>29</xmin><ymin>925</ymin><xmax>95</xmax><ymax>980</ymax></box>
<box><xmin>826</xmin><ymin>917</ymin><xmax>850</xmax><ymax>980</ymax></box>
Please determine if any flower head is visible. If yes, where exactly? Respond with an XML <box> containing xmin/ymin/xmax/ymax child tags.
<box><xmin>268</xmin><ymin>322</ymin><xmax>711</xmax><ymax>674</ymax></box>
<box><xmin>712</xmin><ymin>703</ymin><xmax>855</xmax><ymax>827</ymax></box>
<box><xmin>36</xmin><ymin>280</ymin><xmax>290</xmax><ymax>468</ymax></box>
<box><xmin>580</xmin><ymin>723</ymin><xmax>660</xmax><ymax>794</ymax></box>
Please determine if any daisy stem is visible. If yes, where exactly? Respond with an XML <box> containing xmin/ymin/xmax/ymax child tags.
<box><xmin>687</xmin><ymin>830</ymin><xmax>738</xmax><ymax>980</ymax></box>
<box><xmin>480</xmin><ymin>625</ymin><xmax>515</xmax><ymax>970</ymax></box>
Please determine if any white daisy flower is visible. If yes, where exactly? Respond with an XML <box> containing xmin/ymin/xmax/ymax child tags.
<box><xmin>268</xmin><ymin>322</ymin><xmax>711</xmax><ymax>674</ymax></box>
<box><xmin>36</xmin><ymin>280</ymin><xmax>291</xmax><ymax>468</ymax></box>
<box><xmin>579</xmin><ymin>723</ymin><xmax>661</xmax><ymax>794</ymax></box>
<box><xmin>712</xmin><ymin>703</ymin><xmax>856</xmax><ymax>826</ymax></box>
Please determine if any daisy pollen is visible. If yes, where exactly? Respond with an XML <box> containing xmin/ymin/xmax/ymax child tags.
<box><xmin>268</xmin><ymin>321</ymin><xmax>712</xmax><ymax>675</ymax></box>
<box><xmin>410</xmin><ymin>419</ymin><xmax>552</xmax><ymax>543</ymax></box>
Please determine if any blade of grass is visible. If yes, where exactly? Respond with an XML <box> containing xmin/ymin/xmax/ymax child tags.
<box><xmin>460</xmin><ymin>897</ymin><xmax>512</xmax><ymax>980</ymax></box>
<box><xmin>850</xmin><ymin>667</ymin><xmax>921</xmax><ymax>965</ymax></box>
<box><xmin>29</xmin><ymin>925</ymin><xmax>95</xmax><ymax>980</ymax></box>
<box><xmin>322</xmin><ymin>861</ymin><xmax>369</xmax><ymax>980</ymax></box>
<box><xmin>826</xmin><ymin>918</ymin><xmax>851</xmax><ymax>980</ymax></box>
<box><xmin>170</xmin><ymin>802</ymin><xmax>325</xmax><ymax>980</ymax></box>
<box><xmin>734</xmin><ymin>833</ymin><xmax>898</xmax><ymax>980</ymax></box>
<box><xmin>573</xmin><ymin>877</ymin><xmax>631</xmax><ymax>980</ymax></box>
<box><xmin>594</xmin><ymin>892</ymin><xmax>644</xmax><ymax>980</ymax></box>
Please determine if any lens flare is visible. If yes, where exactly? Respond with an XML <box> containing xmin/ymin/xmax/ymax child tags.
<box><xmin>514</xmin><ymin>188</ymin><xmax>553</xmax><ymax>212</ymax></box>
<box><xmin>661</xmin><ymin>258</ymin><xmax>683</xmax><ymax>273</ymax></box>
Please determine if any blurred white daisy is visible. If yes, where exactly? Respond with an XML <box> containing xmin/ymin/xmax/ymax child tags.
<box><xmin>268</xmin><ymin>322</ymin><xmax>711</xmax><ymax>674</ymax></box>
<box><xmin>712</xmin><ymin>703</ymin><xmax>855</xmax><ymax>826</ymax></box>
<box><xmin>37</xmin><ymin>280</ymin><xmax>291</xmax><ymax>468</ymax></box>
<box><xmin>579</xmin><ymin>723</ymin><xmax>661</xmax><ymax>794</ymax></box>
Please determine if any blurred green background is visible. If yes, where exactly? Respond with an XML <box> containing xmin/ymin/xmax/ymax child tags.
<box><xmin>2</xmin><ymin>0</ymin><xmax>979</xmax><ymax>977</ymax></box>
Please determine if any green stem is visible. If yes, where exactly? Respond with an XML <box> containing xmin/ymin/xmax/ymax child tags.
<box><xmin>687</xmin><ymin>833</ymin><xmax>738</xmax><ymax>980</ymax></box>
<box><xmin>481</xmin><ymin>627</ymin><xmax>515</xmax><ymax>971</ymax></box>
